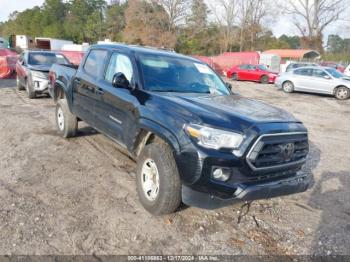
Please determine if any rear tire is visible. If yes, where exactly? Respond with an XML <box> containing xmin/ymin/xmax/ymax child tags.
<box><xmin>260</xmin><ymin>75</ymin><xmax>269</xmax><ymax>84</ymax></box>
<box><xmin>334</xmin><ymin>86</ymin><xmax>350</xmax><ymax>100</ymax></box>
<box><xmin>136</xmin><ymin>142</ymin><xmax>181</xmax><ymax>215</ymax></box>
<box><xmin>25</xmin><ymin>80</ymin><xmax>36</xmax><ymax>99</ymax></box>
<box><xmin>16</xmin><ymin>75</ymin><xmax>24</xmax><ymax>90</ymax></box>
<box><xmin>55</xmin><ymin>99</ymin><xmax>78</xmax><ymax>138</ymax></box>
<box><xmin>282</xmin><ymin>81</ymin><xmax>294</xmax><ymax>93</ymax></box>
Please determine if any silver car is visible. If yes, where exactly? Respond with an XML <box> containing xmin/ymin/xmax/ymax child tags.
<box><xmin>275</xmin><ymin>67</ymin><xmax>350</xmax><ymax>100</ymax></box>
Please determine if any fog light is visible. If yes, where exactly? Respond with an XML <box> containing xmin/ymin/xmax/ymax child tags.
<box><xmin>212</xmin><ymin>167</ymin><xmax>231</xmax><ymax>182</ymax></box>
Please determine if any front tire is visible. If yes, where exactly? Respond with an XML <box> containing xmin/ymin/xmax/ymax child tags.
<box><xmin>282</xmin><ymin>81</ymin><xmax>294</xmax><ymax>93</ymax></box>
<box><xmin>260</xmin><ymin>75</ymin><xmax>269</xmax><ymax>84</ymax></box>
<box><xmin>16</xmin><ymin>75</ymin><xmax>24</xmax><ymax>90</ymax></box>
<box><xmin>55</xmin><ymin>99</ymin><xmax>78</xmax><ymax>138</ymax></box>
<box><xmin>232</xmin><ymin>73</ymin><xmax>238</xmax><ymax>81</ymax></box>
<box><xmin>335</xmin><ymin>86</ymin><xmax>350</xmax><ymax>100</ymax></box>
<box><xmin>25</xmin><ymin>79</ymin><xmax>36</xmax><ymax>99</ymax></box>
<box><xmin>136</xmin><ymin>142</ymin><xmax>181</xmax><ymax>215</ymax></box>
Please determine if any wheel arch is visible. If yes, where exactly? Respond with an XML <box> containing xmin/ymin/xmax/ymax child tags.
<box><xmin>333</xmin><ymin>85</ymin><xmax>349</xmax><ymax>95</ymax></box>
<box><xmin>133</xmin><ymin>119</ymin><xmax>181</xmax><ymax>158</ymax></box>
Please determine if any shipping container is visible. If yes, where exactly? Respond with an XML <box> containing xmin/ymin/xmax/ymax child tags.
<box><xmin>35</xmin><ymin>37</ymin><xmax>74</xmax><ymax>51</ymax></box>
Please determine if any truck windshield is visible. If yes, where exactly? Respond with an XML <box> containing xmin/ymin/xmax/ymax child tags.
<box><xmin>28</xmin><ymin>53</ymin><xmax>69</xmax><ymax>66</ymax></box>
<box><xmin>138</xmin><ymin>54</ymin><xmax>230</xmax><ymax>95</ymax></box>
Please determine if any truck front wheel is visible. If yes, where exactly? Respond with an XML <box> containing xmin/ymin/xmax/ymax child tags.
<box><xmin>136</xmin><ymin>142</ymin><xmax>181</xmax><ymax>215</ymax></box>
<box><xmin>56</xmin><ymin>99</ymin><xmax>78</xmax><ymax>138</ymax></box>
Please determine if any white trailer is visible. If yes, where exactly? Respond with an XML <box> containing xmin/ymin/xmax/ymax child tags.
<box><xmin>259</xmin><ymin>53</ymin><xmax>281</xmax><ymax>73</ymax></box>
<box><xmin>35</xmin><ymin>37</ymin><xmax>74</xmax><ymax>51</ymax></box>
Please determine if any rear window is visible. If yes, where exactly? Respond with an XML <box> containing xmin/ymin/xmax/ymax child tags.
<box><xmin>28</xmin><ymin>53</ymin><xmax>69</xmax><ymax>65</ymax></box>
<box><xmin>84</xmin><ymin>49</ymin><xmax>109</xmax><ymax>78</ymax></box>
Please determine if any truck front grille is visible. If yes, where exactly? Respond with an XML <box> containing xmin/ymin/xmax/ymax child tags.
<box><xmin>247</xmin><ymin>132</ymin><xmax>308</xmax><ymax>171</ymax></box>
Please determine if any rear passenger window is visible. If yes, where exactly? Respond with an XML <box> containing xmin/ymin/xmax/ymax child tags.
<box><xmin>83</xmin><ymin>50</ymin><xmax>108</xmax><ymax>78</ymax></box>
<box><xmin>312</xmin><ymin>69</ymin><xmax>328</xmax><ymax>78</ymax></box>
<box><xmin>294</xmin><ymin>68</ymin><xmax>312</xmax><ymax>76</ymax></box>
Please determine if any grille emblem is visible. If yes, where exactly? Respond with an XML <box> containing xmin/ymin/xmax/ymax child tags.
<box><xmin>280</xmin><ymin>143</ymin><xmax>295</xmax><ymax>161</ymax></box>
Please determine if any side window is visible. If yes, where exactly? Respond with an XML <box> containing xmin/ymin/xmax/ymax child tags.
<box><xmin>294</xmin><ymin>68</ymin><xmax>312</xmax><ymax>76</ymax></box>
<box><xmin>83</xmin><ymin>49</ymin><xmax>108</xmax><ymax>78</ymax></box>
<box><xmin>313</xmin><ymin>69</ymin><xmax>328</xmax><ymax>78</ymax></box>
<box><xmin>239</xmin><ymin>64</ymin><xmax>248</xmax><ymax>70</ymax></box>
<box><xmin>105</xmin><ymin>53</ymin><xmax>133</xmax><ymax>83</ymax></box>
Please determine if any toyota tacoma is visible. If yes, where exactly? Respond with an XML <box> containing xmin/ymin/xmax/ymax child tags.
<box><xmin>49</xmin><ymin>44</ymin><xmax>312</xmax><ymax>215</ymax></box>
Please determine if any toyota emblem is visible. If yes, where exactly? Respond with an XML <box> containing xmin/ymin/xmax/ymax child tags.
<box><xmin>280</xmin><ymin>143</ymin><xmax>295</xmax><ymax>161</ymax></box>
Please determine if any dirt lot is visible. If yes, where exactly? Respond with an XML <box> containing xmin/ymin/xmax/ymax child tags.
<box><xmin>0</xmin><ymin>79</ymin><xmax>349</xmax><ymax>256</ymax></box>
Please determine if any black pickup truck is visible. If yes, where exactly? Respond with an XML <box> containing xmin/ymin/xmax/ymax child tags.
<box><xmin>49</xmin><ymin>44</ymin><xmax>312</xmax><ymax>215</ymax></box>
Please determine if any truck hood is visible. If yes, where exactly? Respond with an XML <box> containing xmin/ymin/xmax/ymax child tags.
<box><xmin>28</xmin><ymin>64</ymin><xmax>51</xmax><ymax>72</ymax></box>
<box><xmin>153</xmin><ymin>93</ymin><xmax>298</xmax><ymax>130</ymax></box>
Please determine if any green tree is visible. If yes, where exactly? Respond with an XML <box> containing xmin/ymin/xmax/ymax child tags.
<box><xmin>105</xmin><ymin>2</ymin><xmax>128</xmax><ymax>41</ymax></box>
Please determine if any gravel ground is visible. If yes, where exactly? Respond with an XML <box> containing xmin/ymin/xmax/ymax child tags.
<box><xmin>0</xmin><ymin>79</ymin><xmax>349</xmax><ymax>256</ymax></box>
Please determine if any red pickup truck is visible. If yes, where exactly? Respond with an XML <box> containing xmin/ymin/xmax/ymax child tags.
<box><xmin>227</xmin><ymin>64</ymin><xmax>278</xmax><ymax>84</ymax></box>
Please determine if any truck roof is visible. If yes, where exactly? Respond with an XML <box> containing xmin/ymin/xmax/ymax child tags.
<box><xmin>90</xmin><ymin>43</ymin><xmax>201</xmax><ymax>63</ymax></box>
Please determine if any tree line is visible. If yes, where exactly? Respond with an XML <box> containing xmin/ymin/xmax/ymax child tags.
<box><xmin>0</xmin><ymin>0</ymin><xmax>349</xmax><ymax>57</ymax></box>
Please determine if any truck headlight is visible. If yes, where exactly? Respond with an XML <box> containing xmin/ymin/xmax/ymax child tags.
<box><xmin>185</xmin><ymin>124</ymin><xmax>244</xmax><ymax>150</ymax></box>
<box><xmin>32</xmin><ymin>71</ymin><xmax>47</xmax><ymax>79</ymax></box>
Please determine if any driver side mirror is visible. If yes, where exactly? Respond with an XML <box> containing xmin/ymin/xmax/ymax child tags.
<box><xmin>112</xmin><ymin>72</ymin><xmax>131</xmax><ymax>89</ymax></box>
<box><xmin>324</xmin><ymin>75</ymin><xmax>331</xmax><ymax>80</ymax></box>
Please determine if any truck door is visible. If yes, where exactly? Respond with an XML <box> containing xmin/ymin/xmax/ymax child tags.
<box><xmin>72</xmin><ymin>49</ymin><xmax>109</xmax><ymax>125</ymax></box>
<box><xmin>94</xmin><ymin>51</ymin><xmax>139</xmax><ymax>147</ymax></box>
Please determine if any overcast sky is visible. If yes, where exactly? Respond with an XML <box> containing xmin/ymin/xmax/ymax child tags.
<box><xmin>0</xmin><ymin>0</ymin><xmax>349</xmax><ymax>40</ymax></box>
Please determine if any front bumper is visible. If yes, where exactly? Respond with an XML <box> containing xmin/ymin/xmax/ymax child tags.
<box><xmin>31</xmin><ymin>77</ymin><xmax>49</xmax><ymax>92</ymax></box>
<box><xmin>176</xmin><ymin>124</ymin><xmax>310</xmax><ymax>209</ymax></box>
<box><xmin>182</xmin><ymin>172</ymin><xmax>312</xmax><ymax>209</ymax></box>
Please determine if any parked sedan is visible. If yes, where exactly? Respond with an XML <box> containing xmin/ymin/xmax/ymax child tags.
<box><xmin>16</xmin><ymin>50</ymin><xmax>70</xmax><ymax>99</ymax></box>
<box><xmin>275</xmin><ymin>67</ymin><xmax>350</xmax><ymax>100</ymax></box>
<box><xmin>344</xmin><ymin>64</ymin><xmax>350</xmax><ymax>77</ymax></box>
<box><xmin>226</xmin><ymin>64</ymin><xmax>278</xmax><ymax>84</ymax></box>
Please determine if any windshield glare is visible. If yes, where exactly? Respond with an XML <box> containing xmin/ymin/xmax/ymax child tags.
<box><xmin>325</xmin><ymin>68</ymin><xmax>344</xmax><ymax>78</ymax></box>
<box><xmin>28</xmin><ymin>53</ymin><xmax>69</xmax><ymax>65</ymax></box>
<box><xmin>138</xmin><ymin>54</ymin><xmax>230</xmax><ymax>95</ymax></box>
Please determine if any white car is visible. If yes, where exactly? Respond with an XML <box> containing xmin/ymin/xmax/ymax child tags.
<box><xmin>275</xmin><ymin>67</ymin><xmax>350</xmax><ymax>100</ymax></box>
<box><xmin>344</xmin><ymin>64</ymin><xmax>350</xmax><ymax>77</ymax></box>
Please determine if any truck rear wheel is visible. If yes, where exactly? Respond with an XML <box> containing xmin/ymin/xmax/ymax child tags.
<box><xmin>136</xmin><ymin>142</ymin><xmax>181</xmax><ymax>215</ymax></box>
<box><xmin>56</xmin><ymin>99</ymin><xmax>78</xmax><ymax>138</ymax></box>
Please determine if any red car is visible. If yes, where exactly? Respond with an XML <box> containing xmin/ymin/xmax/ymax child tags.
<box><xmin>226</xmin><ymin>64</ymin><xmax>278</xmax><ymax>84</ymax></box>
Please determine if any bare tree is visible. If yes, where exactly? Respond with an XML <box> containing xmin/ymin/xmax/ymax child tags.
<box><xmin>283</xmin><ymin>0</ymin><xmax>350</xmax><ymax>52</ymax></box>
<box><xmin>154</xmin><ymin>0</ymin><xmax>190</xmax><ymax>31</ymax></box>
<box><xmin>210</xmin><ymin>0</ymin><xmax>238</xmax><ymax>52</ymax></box>
<box><xmin>237</xmin><ymin>0</ymin><xmax>273</xmax><ymax>51</ymax></box>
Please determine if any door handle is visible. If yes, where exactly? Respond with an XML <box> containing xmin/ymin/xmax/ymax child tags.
<box><xmin>96</xmin><ymin>88</ymin><xmax>104</xmax><ymax>95</ymax></box>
